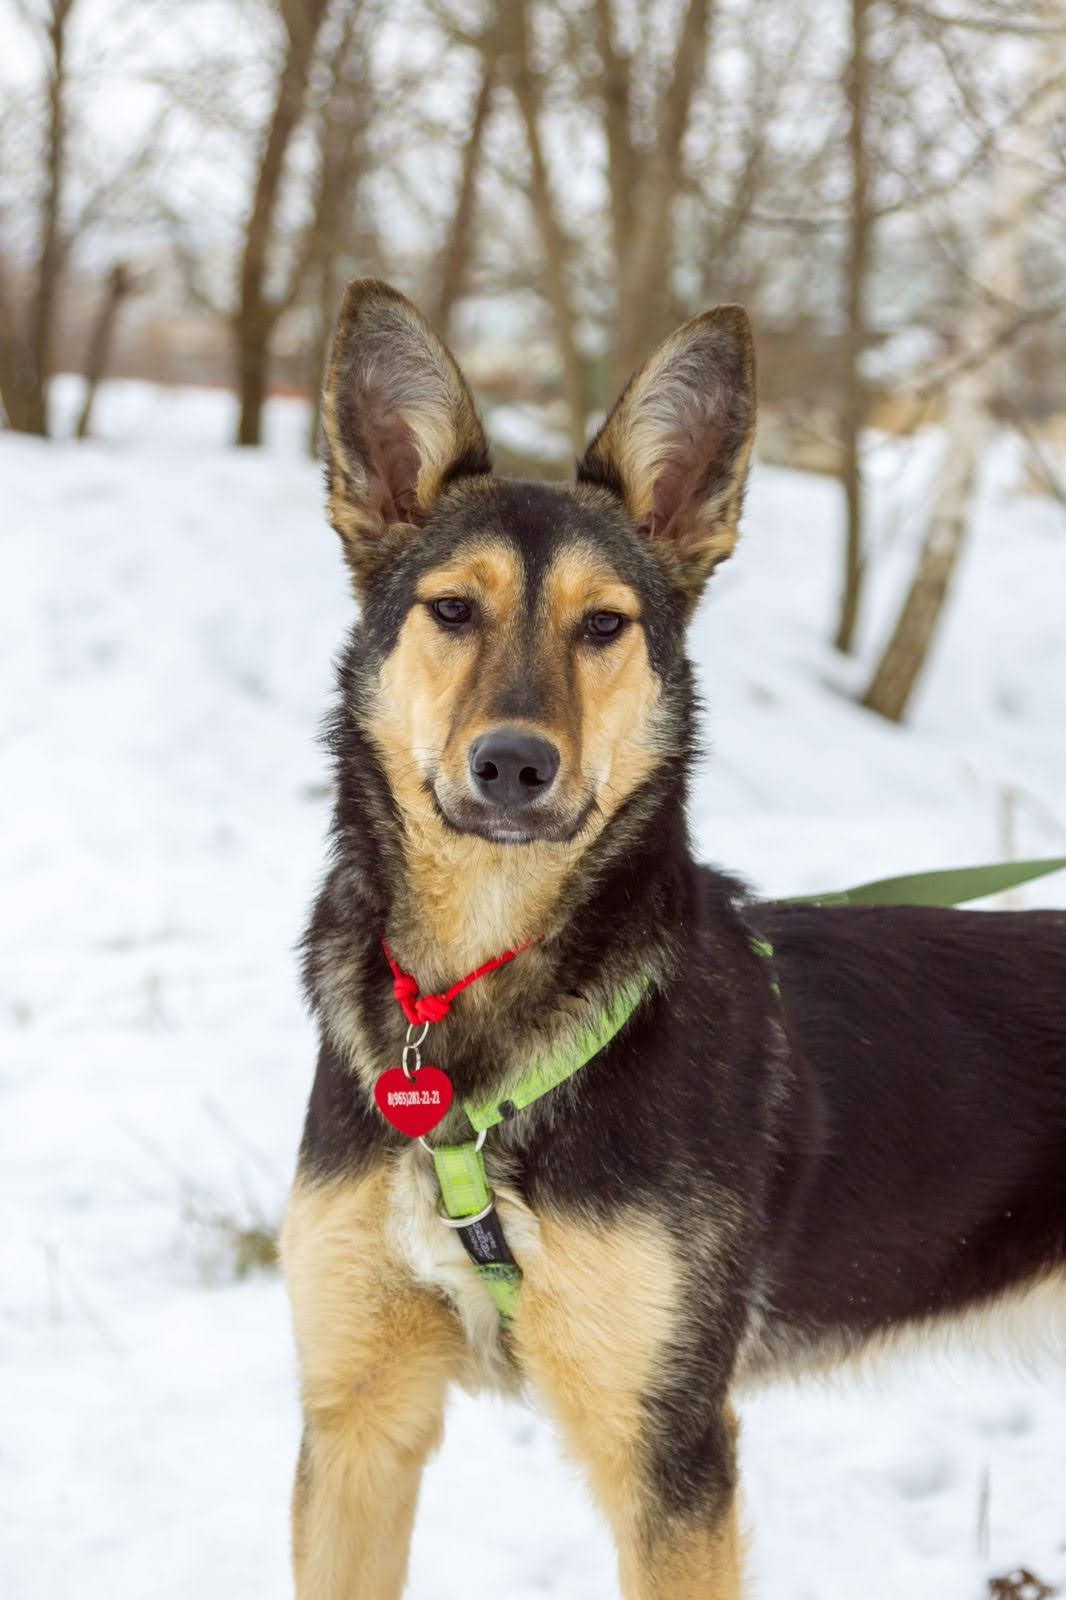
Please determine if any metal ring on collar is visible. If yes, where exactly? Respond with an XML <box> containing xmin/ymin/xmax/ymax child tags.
<box><xmin>437</xmin><ymin>1195</ymin><xmax>496</xmax><ymax>1228</ymax></box>
<box><xmin>417</xmin><ymin>1128</ymin><xmax>486</xmax><ymax>1154</ymax></box>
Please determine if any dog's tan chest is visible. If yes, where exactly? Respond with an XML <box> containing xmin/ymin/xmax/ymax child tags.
<box><xmin>385</xmin><ymin>1144</ymin><xmax>541</xmax><ymax>1387</ymax></box>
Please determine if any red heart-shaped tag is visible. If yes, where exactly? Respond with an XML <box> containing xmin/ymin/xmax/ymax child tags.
<box><xmin>374</xmin><ymin>1065</ymin><xmax>453</xmax><ymax>1138</ymax></box>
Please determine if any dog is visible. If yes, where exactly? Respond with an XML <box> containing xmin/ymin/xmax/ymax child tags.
<box><xmin>280</xmin><ymin>278</ymin><xmax>1066</xmax><ymax>1598</ymax></box>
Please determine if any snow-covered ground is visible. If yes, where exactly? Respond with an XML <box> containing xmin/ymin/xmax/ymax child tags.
<box><xmin>3</xmin><ymin>378</ymin><xmax>1065</xmax><ymax>1599</ymax></box>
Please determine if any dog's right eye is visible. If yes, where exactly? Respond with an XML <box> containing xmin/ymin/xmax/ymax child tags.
<box><xmin>430</xmin><ymin>597</ymin><xmax>472</xmax><ymax>627</ymax></box>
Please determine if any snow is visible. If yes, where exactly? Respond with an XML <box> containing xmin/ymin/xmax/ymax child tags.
<box><xmin>3</xmin><ymin>378</ymin><xmax>1065</xmax><ymax>1599</ymax></box>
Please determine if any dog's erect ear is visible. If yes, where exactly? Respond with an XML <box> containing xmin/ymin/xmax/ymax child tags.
<box><xmin>578</xmin><ymin>307</ymin><xmax>756</xmax><ymax>601</ymax></box>
<box><xmin>322</xmin><ymin>278</ymin><xmax>491</xmax><ymax>590</ymax></box>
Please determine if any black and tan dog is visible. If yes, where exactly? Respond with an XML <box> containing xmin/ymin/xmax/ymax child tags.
<box><xmin>281</xmin><ymin>279</ymin><xmax>1066</xmax><ymax>1598</ymax></box>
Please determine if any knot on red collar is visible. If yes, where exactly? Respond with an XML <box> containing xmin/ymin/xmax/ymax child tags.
<box><xmin>391</xmin><ymin>970</ymin><xmax>421</xmax><ymax>1021</ymax></box>
<box><xmin>390</xmin><ymin>970</ymin><xmax>453</xmax><ymax>1024</ymax></box>
<box><xmin>413</xmin><ymin>992</ymin><xmax>452</xmax><ymax>1025</ymax></box>
<box><xmin>382</xmin><ymin>937</ymin><xmax>536</xmax><ymax>1029</ymax></box>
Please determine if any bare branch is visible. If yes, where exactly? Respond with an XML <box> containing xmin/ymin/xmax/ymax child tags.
<box><xmin>497</xmin><ymin>0</ymin><xmax>589</xmax><ymax>453</ymax></box>
<box><xmin>890</xmin><ymin>1</ymin><xmax>1066</xmax><ymax>37</ymax></box>
<box><xmin>429</xmin><ymin>24</ymin><xmax>500</xmax><ymax>338</ymax></box>
<box><xmin>592</xmin><ymin>0</ymin><xmax>637</xmax><ymax>269</ymax></box>
<box><xmin>614</xmin><ymin>0</ymin><xmax>716</xmax><ymax>378</ymax></box>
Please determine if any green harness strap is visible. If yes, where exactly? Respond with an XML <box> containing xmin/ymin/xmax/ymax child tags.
<box><xmin>427</xmin><ymin>854</ymin><xmax>1066</xmax><ymax>1321</ymax></box>
<box><xmin>464</xmin><ymin>978</ymin><xmax>650</xmax><ymax>1134</ymax></box>
<box><xmin>429</xmin><ymin>977</ymin><xmax>650</xmax><ymax>1319</ymax></box>
<box><xmin>431</xmin><ymin>1142</ymin><xmax>523</xmax><ymax>1319</ymax></box>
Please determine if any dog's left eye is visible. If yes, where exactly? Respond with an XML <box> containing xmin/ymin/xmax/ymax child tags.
<box><xmin>583</xmin><ymin>611</ymin><xmax>626</xmax><ymax>641</ymax></box>
<box><xmin>430</xmin><ymin>597</ymin><xmax>472</xmax><ymax>627</ymax></box>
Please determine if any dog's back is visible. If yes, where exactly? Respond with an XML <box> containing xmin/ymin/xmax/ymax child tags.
<box><xmin>750</xmin><ymin>902</ymin><xmax>1066</xmax><ymax>1373</ymax></box>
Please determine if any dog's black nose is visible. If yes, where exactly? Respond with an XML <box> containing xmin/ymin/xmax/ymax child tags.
<box><xmin>469</xmin><ymin>729</ymin><xmax>560</xmax><ymax>808</ymax></box>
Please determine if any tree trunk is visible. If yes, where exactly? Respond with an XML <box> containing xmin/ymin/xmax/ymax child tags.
<box><xmin>833</xmin><ymin>0</ymin><xmax>871</xmax><ymax>654</ymax></box>
<box><xmin>306</xmin><ymin>243</ymin><xmax>349</xmax><ymax>456</ymax></box>
<box><xmin>862</xmin><ymin>19</ymin><xmax>1060</xmax><ymax>720</ymax></box>
<box><xmin>75</xmin><ymin>263</ymin><xmax>134</xmax><ymax>440</ymax></box>
<box><xmin>431</xmin><ymin>40</ymin><xmax>498</xmax><ymax>342</ymax></box>
<box><xmin>234</xmin><ymin>0</ymin><xmax>330</xmax><ymax>446</ymax></box>
<box><xmin>0</xmin><ymin>263</ymin><xmax>34</xmax><ymax>431</ymax></box>
<box><xmin>613</xmin><ymin>0</ymin><xmax>713</xmax><ymax>387</ymax></box>
<box><xmin>306</xmin><ymin>265</ymin><xmax>330</xmax><ymax>458</ymax></box>
<box><xmin>9</xmin><ymin>0</ymin><xmax>74</xmax><ymax>437</ymax></box>
<box><xmin>593</xmin><ymin>0</ymin><xmax>636</xmax><ymax>280</ymax></box>
<box><xmin>500</xmin><ymin>1</ymin><xmax>589</xmax><ymax>455</ymax></box>
<box><xmin>860</xmin><ymin>375</ymin><xmax>986</xmax><ymax>720</ymax></box>
<box><xmin>299</xmin><ymin>4</ymin><xmax>372</xmax><ymax>456</ymax></box>
<box><xmin>235</xmin><ymin>325</ymin><xmax>271</xmax><ymax>447</ymax></box>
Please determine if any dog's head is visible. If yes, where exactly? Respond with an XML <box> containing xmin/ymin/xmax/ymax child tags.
<box><xmin>323</xmin><ymin>279</ymin><xmax>755</xmax><ymax>856</ymax></box>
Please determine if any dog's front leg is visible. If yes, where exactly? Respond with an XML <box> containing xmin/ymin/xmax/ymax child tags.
<box><xmin>517</xmin><ymin>1209</ymin><xmax>746</xmax><ymax>1600</ymax></box>
<box><xmin>281</xmin><ymin>1165</ymin><xmax>464</xmax><ymax>1600</ymax></box>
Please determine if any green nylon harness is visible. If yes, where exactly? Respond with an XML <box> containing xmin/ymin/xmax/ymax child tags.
<box><xmin>421</xmin><ymin>854</ymin><xmax>1066</xmax><ymax>1321</ymax></box>
<box><xmin>428</xmin><ymin>977</ymin><xmax>651</xmax><ymax>1319</ymax></box>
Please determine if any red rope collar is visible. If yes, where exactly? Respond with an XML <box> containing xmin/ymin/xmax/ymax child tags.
<box><xmin>382</xmin><ymin>937</ymin><xmax>536</xmax><ymax>1026</ymax></box>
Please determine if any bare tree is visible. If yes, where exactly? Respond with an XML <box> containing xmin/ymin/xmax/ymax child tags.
<box><xmin>0</xmin><ymin>0</ymin><xmax>74</xmax><ymax>434</ymax></box>
<box><xmin>862</xmin><ymin>18</ymin><xmax>1064</xmax><ymax>721</ymax></box>
<box><xmin>448</xmin><ymin>0</ymin><xmax>723</xmax><ymax>450</ymax></box>
<box><xmin>612</xmin><ymin>0</ymin><xmax>716</xmax><ymax>386</ymax></box>
<box><xmin>74</xmin><ymin>262</ymin><xmax>141</xmax><ymax>439</ymax></box>
<box><xmin>593</xmin><ymin>0</ymin><xmax>636</xmax><ymax>285</ymax></box>
<box><xmin>429</xmin><ymin>26</ymin><xmax>501</xmax><ymax>342</ymax></box>
<box><xmin>834</xmin><ymin>0</ymin><xmax>871</xmax><ymax>654</ymax></box>
<box><xmin>233</xmin><ymin>0</ymin><xmax>332</xmax><ymax>446</ymax></box>
<box><xmin>0</xmin><ymin>0</ymin><xmax>175</xmax><ymax>435</ymax></box>
<box><xmin>496</xmin><ymin>0</ymin><xmax>590</xmax><ymax>453</ymax></box>
<box><xmin>301</xmin><ymin>2</ymin><xmax>378</xmax><ymax>451</ymax></box>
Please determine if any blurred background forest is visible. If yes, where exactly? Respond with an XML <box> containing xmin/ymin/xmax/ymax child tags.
<box><xmin>4</xmin><ymin>5</ymin><xmax>1066</xmax><ymax>1598</ymax></box>
<box><xmin>2</xmin><ymin>0</ymin><xmax>1064</xmax><ymax>716</ymax></box>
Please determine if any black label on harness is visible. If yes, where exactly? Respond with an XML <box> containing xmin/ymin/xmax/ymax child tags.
<box><xmin>456</xmin><ymin>1205</ymin><xmax>516</xmax><ymax>1268</ymax></box>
